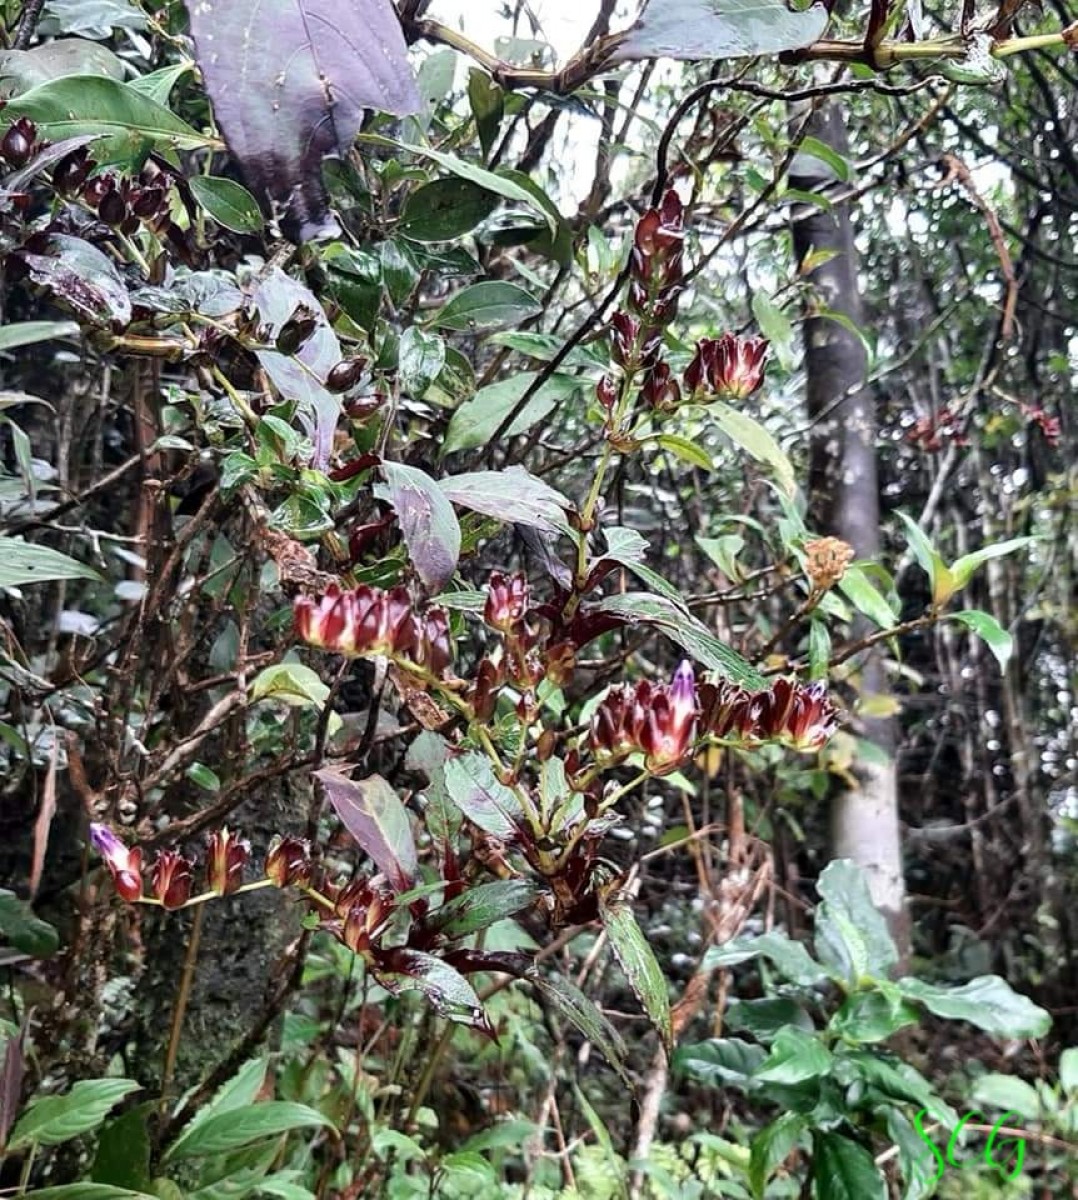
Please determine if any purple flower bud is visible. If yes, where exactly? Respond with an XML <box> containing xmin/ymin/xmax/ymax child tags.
<box><xmin>89</xmin><ymin>823</ymin><xmax>143</xmax><ymax>903</ymax></box>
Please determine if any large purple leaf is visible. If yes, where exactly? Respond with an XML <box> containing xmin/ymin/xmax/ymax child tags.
<box><xmin>315</xmin><ymin>769</ymin><xmax>417</xmax><ymax>893</ymax></box>
<box><xmin>374</xmin><ymin>461</ymin><xmax>461</xmax><ymax>593</ymax></box>
<box><xmin>185</xmin><ymin>0</ymin><xmax>420</xmax><ymax>241</ymax></box>
<box><xmin>439</xmin><ymin>466</ymin><xmax>573</xmax><ymax>534</ymax></box>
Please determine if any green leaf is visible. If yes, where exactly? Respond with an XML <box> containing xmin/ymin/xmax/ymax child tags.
<box><xmin>178</xmin><ymin>1058</ymin><xmax>268</xmax><ymax>1145</ymax></box>
<box><xmin>796</xmin><ymin>135</ymin><xmax>851</xmax><ymax>183</ymax></box>
<box><xmin>827</xmin><ymin>989</ymin><xmax>919</xmax><ymax>1043</ymax></box>
<box><xmin>726</xmin><ymin>998</ymin><xmax>814</xmax><ymax>1042</ymax></box>
<box><xmin>1060</xmin><ymin>1047</ymin><xmax>1078</xmax><ymax>1096</ymax></box>
<box><xmin>970</xmin><ymin>1073</ymin><xmax>1041</xmax><ymax>1120</ymax></box>
<box><xmin>91</xmin><ymin>1103</ymin><xmax>153</xmax><ymax>1190</ymax></box>
<box><xmin>898</xmin><ymin>975</ymin><xmax>1051</xmax><ymax>1039</ymax></box>
<box><xmin>394</xmin><ymin>141</ymin><xmax>558</xmax><ymax>233</ymax></box>
<box><xmin>127</xmin><ymin>61</ymin><xmax>193</xmax><ymax>107</ymax></box>
<box><xmin>674</xmin><ymin>1038</ymin><xmax>767</xmax><ymax>1089</ymax></box>
<box><xmin>467</xmin><ymin>70</ymin><xmax>503</xmax><ymax>158</ymax></box>
<box><xmin>703</xmin><ymin>930</ymin><xmax>827</xmax><ymax>987</ymax></box>
<box><xmin>374</xmin><ymin>461</ymin><xmax>461</xmax><ymax>593</ymax></box>
<box><xmin>753</xmin><ymin>1026</ymin><xmax>832</xmax><ymax>1084</ymax></box>
<box><xmin>443</xmin><ymin>371</ymin><xmax>580</xmax><ymax>454</ymax></box>
<box><xmin>165</xmin><ymin>1101</ymin><xmax>335</xmax><ymax>1162</ymax></box>
<box><xmin>696</xmin><ymin>533</ymin><xmax>744</xmax><ymax>581</ymax></box>
<box><xmin>399</xmin><ymin>177</ymin><xmax>500</xmax><ymax>241</ymax></box>
<box><xmin>0</xmin><ymin>320</ymin><xmax>79</xmax><ymax>352</ymax></box>
<box><xmin>528</xmin><ymin>972</ymin><xmax>631</xmax><ymax>1087</ymax></box>
<box><xmin>656</xmin><ymin>432</ymin><xmax>713</xmax><ymax>470</ymax></box>
<box><xmin>372</xmin><ymin>950</ymin><xmax>490</xmax><ymax>1031</ymax></box>
<box><xmin>443</xmin><ymin>752</ymin><xmax>525</xmax><ymax>838</ymax></box>
<box><xmin>895</xmin><ymin>511</ymin><xmax>953</xmax><ymax>605</ymax></box>
<box><xmin>249</xmin><ymin>662</ymin><xmax>338</xmax><ymax>729</ymax></box>
<box><xmin>600</xmin><ymin>899</ymin><xmax>672</xmax><ymax>1051</ymax></box>
<box><xmin>596</xmin><ymin>592</ymin><xmax>766</xmax><ymax>689</ymax></box>
<box><xmin>950</xmin><ymin>537</ymin><xmax>1035</xmax><ymax>589</ymax></box>
<box><xmin>836</xmin><ymin>1052</ymin><xmax>954</xmax><ymax>1124</ymax></box>
<box><xmin>398</xmin><ymin>327</ymin><xmax>446</xmax><ymax>399</ymax></box>
<box><xmin>8</xmin><ymin>1079</ymin><xmax>140</xmax><ymax>1150</ymax></box>
<box><xmin>708</xmin><ymin>400</ymin><xmax>796</xmax><ymax>495</ymax></box>
<box><xmin>751</xmin><ymin>292</ymin><xmax>796</xmax><ymax>369</ymax></box>
<box><xmin>749</xmin><ymin>1113</ymin><xmax>806</xmax><ymax>1199</ymax></box>
<box><xmin>811</xmin><ymin>1131</ymin><xmax>886</xmax><ymax>1200</ymax></box>
<box><xmin>4</xmin><ymin>75</ymin><xmax>212</xmax><ymax>161</ymax></box>
<box><xmin>20</xmin><ymin>1188</ymin><xmax>159</xmax><ymax>1200</ymax></box>
<box><xmin>428</xmin><ymin>880</ymin><xmax>541</xmax><ymax>939</ymax></box>
<box><xmin>185</xmin><ymin>762</ymin><xmax>220</xmax><ymax>792</ymax></box>
<box><xmin>950</xmin><ymin>609</ymin><xmax>1013</xmax><ymax>669</ymax></box>
<box><xmin>837</xmin><ymin>564</ymin><xmax>898</xmax><ymax>631</ymax></box>
<box><xmin>0</xmin><ymin>888</ymin><xmax>60</xmax><ymax>957</ymax></box>
<box><xmin>813</xmin><ymin>859</ymin><xmax>898</xmax><ymax>986</ymax></box>
<box><xmin>433</xmin><ymin>281</ymin><xmax>542</xmax><ymax>332</ymax></box>
<box><xmin>611</xmin><ymin>0</ymin><xmax>829</xmax><ymax>62</ymax></box>
<box><xmin>188</xmin><ymin>175</ymin><xmax>263</xmax><ymax>233</ymax></box>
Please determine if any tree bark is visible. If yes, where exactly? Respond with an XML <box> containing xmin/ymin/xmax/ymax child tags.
<box><xmin>790</xmin><ymin>102</ymin><xmax>909</xmax><ymax>956</ymax></box>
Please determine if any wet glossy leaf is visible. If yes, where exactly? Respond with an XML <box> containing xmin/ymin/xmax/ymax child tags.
<box><xmin>898</xmin><ymin>975</ymin><xmax>1051</xmax><ymax>1038</ymax></box>
<box><xmin>811</xmin><ymin>1131</ymin><xmax>886</xmax><ymax>1200</ymax></box>
<box><xmin>187</xmin><ymin>0</ymin><xmax>419</xmax><ymax>241</ymax></box>
<box><xmin>749</xmin><ymin>1114</ymin><xmax>806</xmax><ymax>1199</ymax></box>
<box><xmin>315</xmin><ymin>770</ymin><xmax>417</xmax><ymax>893</ymax></box>
<box><xmin>950</xmin><ymin>609</ymin><xmax>1013</xmax><ymax>669</ymax></box>
<box><xmin>429</xmin><ymin>880</ymin><xmax>541</xmax><ymax>939</ymax></box>
<box><xmin>837</xmin><ymin>564</ymin><xmax>898</xmax><ymax>631</ymax></box>
<box><xmin>443</xmin><ymin>371</ymin><xmax>580</xmax><ymax>454</ymax></box>
<box><xmin>398</xmin><ymin>326</ymin><xmax>446</xmax><ymax>399</ymax></box>
<box><xmin>373</xmin><ymin>949</ymin><xmax>490</xmax><ymax>1032</ymax></box>
<box><xmin>703</xmin><ymin>930</ymin><xmax>827</xmax><ymax>986</ymax></box>
<box><xmin>708</xmin><ymin>400</ymin><xmax>796</xmax><ymax>495</ymax></box>
<box><xmin>612</xmin><ymin>0</ymin><xmax>829</xmax><ymax>63</ymax></box>
<box><xmin>40</xmin><ymin>0</ymin><xmax>146</xmax><ymax>38</ymax></box>
<box><xmin>600</xmin><ymin>899</ymin><xmax>672</xmax><ymax>1050</ymax></box>
<box><xmin>374</xmin><ymin>461</ymin><xmax>461</xmax><ymax>592</ymax></box>
<box><xmin>443</xmin><ymin>752</ymin><xmax>525</xmax><ymax>838</ymax></box>
<box><xmin>439</xmin><ymin>466</ymin><xmax>571</xmax><ymax>533</ymax></box>
<box><xmin>814</xmin><ymin>859</ymin><xmax>898</xmax><ymax>985</ymax></box>
<box><xmin>0</xmin><ymin>536</ymin><xmax>101</xmax><ymax>589</ymax></box>
<box><xmin>8</xmin><ymin>1079</ymin><xmax>140</xmax><ymax>1150</ymax></box>
<box><xmin>189</xmin><ymin>175</ymin><xmax>263</xmax><ymax>233</ymax></box>
<box><xmin>468</xmin><ymin>70</ymin><xmax>503</xmax><ymax>157</ymax></box>
<box><xmin>4</xmin><ymin>75</ymin><xmax>210</xmax><ymax>161</ymax></box>
<box><xmin>529</xmin><ymin>972</ymin><xmax>631</xmax><ymax>1086</ymax></box>
<box><xmin>753</xmin><ymin>1026</ymin><xmax>831</xmax><ymax>1084</ymax></box>
<box><xmin>596</xmin><ymin>592</ymin><xmax>766</xmax><ymax>688</ymax></box>
<box><xmin>21</xmin><ymin>234</ymin><xmax>131</xmax><ymax>327</ymax></box>
<box><xmin>434</xmin><ymin>281</ymin><xmax>542</xmax><ymax>332</ymax></box>
<box><xmin>399</xmin><ymin>177</ymin><xmax>500</xmax><ymax>241</ymax></box>
<box><xmin>0</xmin><ymin>39</ymin><xmax>124</xmax><ymax>97</ymax></box>
<box><xmin>164</xmin><ymin>1101</ymin><xmax>335</xmax><ymax>1161</ymax></box>
<box><xmin>657</xmin><ymin>432</ymin><xmax>712</xmax><ymax>471</ymax></box>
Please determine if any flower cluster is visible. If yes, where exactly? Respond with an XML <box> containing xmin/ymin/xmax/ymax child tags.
<box><xmin>698</xmin><ymin>677</ymin><xmax>838</xmax><ymax>751</ymax></box>
<box><xmin>804</xmin><ymin>537</ymin><xmax>855</xmax><ymax>592</ymax></box>
<box><xmin>907</xmin><ymin>404</ymin><xmax>968</xmax><ymax>452</ymax></box>
<box><xmin>323</xmin><ymin>876</ymin><xmax>395</xmax><ymax>957</ymax></box>
<box><xmin>684</xmin><ymin>333</ymin><xmax>768</xmax><ymax>402</ymax></box>
<box><xmin>628</xmin><ymin>189</ymin><xmax>685</xmax><ymax>325</ymax></box>
<box><xmin>590</xmin><ymin>661</ymin><xmax>697</xmax><ymax>775</ymax></box>
<box><xmin>294</xmin><ymin>583</ymin><xmax>451</xmax><ymax>677</ymax></box>
<box><xmin>1</xmin><ymin>117</ymin><xmax>45</xmax><ymax>169</ymax></box>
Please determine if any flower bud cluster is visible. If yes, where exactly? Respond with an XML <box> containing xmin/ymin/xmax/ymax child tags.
<box><xmin>294</xmin><ymin>583</ymin><xmax>451</xmax><ymax>678</ymax></box>
<box><xmin>590</xmin><ymin>661</ymin><xmax>697</xmax><ymax>776</ymax></box>
<box><xmin>698</xmin><ymin>677</ymin><xmax>838</xmax><ymax>751</ymax></box>
<box><xmin>684</xmin><ymin>333</ymin><xmax>768</xmax><ymax>402</ymax></box>
<box><xmin>804</xmin><ymin>537</ymin><xmax>855</xmax><ymax>592</ymax></box>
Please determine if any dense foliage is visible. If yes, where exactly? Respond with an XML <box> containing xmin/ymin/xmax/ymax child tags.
<box><xmin>0</xmin><ymin>0</ymin><xmax>1075</xmax><ymax>1197</ymax></box>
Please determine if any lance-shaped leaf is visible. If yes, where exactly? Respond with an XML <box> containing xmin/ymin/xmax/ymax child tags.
<box><xmin>427</xmin><ymin>880</ymin><xmax>542</xmax><ymax>940</ymax></box>
<box><xmin>600</xmin><ymin>898</ymin><xmax>673</xmax><ymax>1051</ymax></box>
<box><xmin>185</xmin><ymin>0</ymin><xmax>419</xmax><ymax>242</ymax></box>
<box><xmin>315</xmin><ymin>770</ymin><xmax>417</xmax><ymax>893</ymax></box>
<box><xmin>529</xmin><ymin>972</ymin><xmax>632</xmax><ymax>1087</ymax></box>
<box><xmin>374</xmin><ymin>462</ymin><xmax>461</xmax><ymax>593</ymax></box>
<box><xmin>373</xmin><ymin>948</ymin><xmax>492</xmax><ymax>1033</ymax></box>
<box><xmin>611</xmin><ymin>0</ymin><xmax>829</xmax><ymax>63</ymax></box>
<box><xmin>439</xmin><ymin>466</ymin><xmax>572</xmax><ymax>534</ymax></box>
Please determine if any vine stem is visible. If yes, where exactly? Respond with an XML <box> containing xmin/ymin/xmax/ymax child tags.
<box><xmin>161</xmin><ymin>902</ymin><xmax>205</xmax><ymax>1102</ymax></box>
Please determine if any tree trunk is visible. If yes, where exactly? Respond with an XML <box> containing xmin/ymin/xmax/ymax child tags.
<box><xmin>790</xmin><ymin>102</ymin><xmax>909</xmax><ymax>956</ymax></box>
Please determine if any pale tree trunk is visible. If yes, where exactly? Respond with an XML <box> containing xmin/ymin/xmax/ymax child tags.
<box><xmin>790</xmin><ymin>102</ymin><xmax>909</xmax><ymax>956</ymax></box>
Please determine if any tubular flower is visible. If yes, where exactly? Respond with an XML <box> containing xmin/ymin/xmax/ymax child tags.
<box><xmin>415</xmin><ymin>606</ymin><xmax>452</xmax><ymax>677</ymax></box>
<box><xmin>697</xmin><ymin>677</ymin><xmax>838</xmax><ymax>751</ymax></box>
<box><xmin>640</xmin><ymin>660</ymin><xmax>696</xmax><ymax>774</ymax></box>
<box><xmin>330</xmin><ymin>878</ymin><xmax>394</xmax><ymax>956</ymax></box>
<box><xmin>775</xmin><ymin>680</ymin><xmax>839</xmax><ymax>751</ymax></box>
<box><xmin>627</xmin><ymin>189</ymin><xmax>685</xmax><ymax>326</ymax></box>
<box><xmin>294</xmin><ymin>583</ymin><xmax>417</xmax><ymax>660</ymax></box>
<box><xmin>484</xmin><ymin>571</ymin><xmax>529</xmax><ymax>633</ymax></box>
<box><xmin>206</xmin><ymin>826</ymin><xmax>250</xmax><ymax>896</ymax></box>
<box><xmin>804</xmin><ymin>537</ymin><xmax>854</xmax><ymax>592</ymax></box>
<box><xmin>265</xmin><ymin>835</ymin><xmax>312</xmax><ymax>888</ymax></box>
<box><xmin>150</xmin><ymin>850</ymin><xmax>194</xmax><ymax>909</ymax></box>
<box><xmin>590</xmin><ymin>662</ymin><xmax>697</xmax><ymax>775</ymax></box>
<box><xmin>89</xmin><ymin>823</ymin><xmax>143</xmax><ymax>903</ymax></box>
<box><xmin>640</xmin><ymin>361</ymin><xmax>682</xmax><ymax>413</ymax></box>
<box><xmin>684</xmin><ymin>333</ymin><xmax>768</xmax><ymax>401</ymax></box>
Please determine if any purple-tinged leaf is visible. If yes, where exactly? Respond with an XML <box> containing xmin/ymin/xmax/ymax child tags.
<box><xmin>0</xmin><ymin>134</ymin><xmax>100</xmax><ymax>196</ymax></box>
<box><xmin>185</xmin><ymin>0</ymin><xmax>420</xmax><ymax>242</ymax></box>
<box><xmin>443</xmin><ymin>752</ymin><xmax>525</xmax><ymax>840</ymax></box>
<box><xmin>611</xmin><ymin>0</ymin><xmax>829</xmax><ymax>63</ymax></box>
<box><xmin>250</xmin><ymin>267</ymin><xmax>341</xmax><ymax>469</ymax></box>
<box><xmin>315</xmin><ymin>770</ymin><xmax>417</xmax><ymax>893</ymax></box>
<box><xmin>373</xmin><ymin>948</ymin><xmax>493</xmax><ymax>1033</ymax></box>
<box><xmin>439</xmin><ymin>466</ymin><xmax>573</xmax><ymax>534</ymax></box>
<box><xmin>600</xmin><ymin>898</ymin><xmax>673</xmax><ymax>1052</ymax></box>
<box><xmin>0</xmin><ymin>1024</ymin><xmax>26</xmax><ymax>1151</ymax></box>
<box><xmin>21</xmin><ymin>235</ymin><xmax>131</xmax><ymax>327</ymax></box>
<box><xmin>428</xmin><ymin>880</ymin><xmax>541</xmax><ymax>940</ymax></box>
<box><xmin>374</xmin><ymin>462</ymin><xmax>461</xmax><ymax>593</ymax></box>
